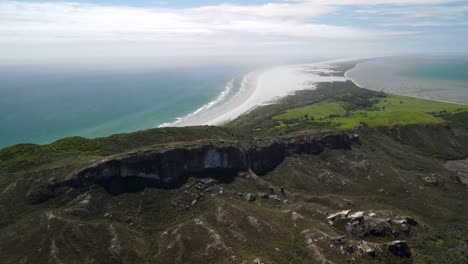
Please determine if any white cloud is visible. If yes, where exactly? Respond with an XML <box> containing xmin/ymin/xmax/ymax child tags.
<box><xmin>0</xmin><ymin>1</ymin><xmax>413</xmax><ymax>43</ymax></box>
<box><xmin>0</xmin><ymin>0</ymin><xmax>464</xmax><ymax>65</ymax></box>
<box><xmin>193</xmin><ymin>2</ymin><xmax>337</xmax><ymax>20</ymax></box>
<box><xmin>356</xmin><ymin>3</ymin><xmax>468</xmax><ymax>29</ymax></box>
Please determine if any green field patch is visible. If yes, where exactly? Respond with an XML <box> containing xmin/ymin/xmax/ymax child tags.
<box><xmin>273</xmin><ymin>101</ymin><xmax>347</xmax><ymax>125</ymax></box>
<box><xmin>272</xmin><ymin>94</ymin><xmax>468</xmax><ymax>130</ymax></box>
<box><xmin>330</xmin><ymin>111</ymin><xmax>443</xmax><ymax>129</ymax></box>
<box><xmin>375</xmin><ymin>95</ymin><xmax>468</xmax><ymax>113</ymax></box>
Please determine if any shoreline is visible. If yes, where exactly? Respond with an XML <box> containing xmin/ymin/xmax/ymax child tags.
<box><xmin>164</xmin><ymin>62</ymin><xmax>348</xmax><ymax>127</ymax></box>
<box><xmin>164</xmin><ymin>56</ymin><xmax>468</xmax><ymax>129</ymax></box>
<box><xmin>160</xmin><ymin>71</ymin><xmax>261</xmax><ymax>127</ymax></box>
<box><xmin>345</xmin><ymin>60</ymin><xmax>468</xmax><ymax>106</ymax></box>
<box><xmin>158</xmin><ymin>78</ymin><xmax>237</xmax><ymax>127</ymax></box>
<box><xmin>344</xmin><ymin>63</ymin><xmax>365</xmax><ymax>88</ymax></box>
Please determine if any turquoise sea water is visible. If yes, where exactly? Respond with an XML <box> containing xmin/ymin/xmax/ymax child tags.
<box><xmin>402</xmin><ymin>60</ymin><xmax>468</xmax><ymax>83</ymax></box>
<box><xmin>347</xmin><ymin>56</ymin><xmax>468</xmax><ymax>106</ymax></box>
<box><xmin>0</xmin><ymin>65</ymin><xmax>244</xmax><ymax>148</ymax></box>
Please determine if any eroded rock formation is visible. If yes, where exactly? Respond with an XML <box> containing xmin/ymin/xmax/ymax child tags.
<box><xmin>29</xmin><ymin>133</ymin><xmax>352</xmax><ymax>200</ymax></box>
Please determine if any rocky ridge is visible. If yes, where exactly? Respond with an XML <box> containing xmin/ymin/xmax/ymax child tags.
<box><xmin>27</xmin><ymin>133</ymin><xmax>355</xmax><ymax>202</ymax></box>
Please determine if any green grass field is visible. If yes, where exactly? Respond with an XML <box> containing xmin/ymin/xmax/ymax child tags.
<box><xmin>273</xmin><ymin>101</ymin><xmax>347</xmax><ymax>122</ymax></box>
<box><xmin>273</xmin><ymin>95</ymin><xmax>468</xmax><ymax>130</ymax></box>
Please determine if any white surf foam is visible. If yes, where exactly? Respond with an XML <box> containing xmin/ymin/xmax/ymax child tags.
<box><xmin>160</xmin><ymin>61</ymin><xmax>354</xmax><ymax>128</ymax></box>
<box><xmin>158</xmin><ymin>79</ymin><xmax>234</xmax><ymax>127</ymax></box>
<box><xmin>204</xmin><ymin>64</ymin><xmax>346</xmax><ymax>125</ymax></box>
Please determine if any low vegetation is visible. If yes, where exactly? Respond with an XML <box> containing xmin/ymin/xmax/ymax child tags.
<box><xmin>227</xmin><ymin>81</ymin><xmax>468</xmax><ymax>137</ymax></box>
<box><xmin>0</xmin><ymin>126</ymin><xmax>237</xmax><ymax>173</ymax></box>
<box><xmin>273</xmin><ymin>94</ymin><xmax>468</xmax><ymax>130</ymax></box>
<box><xmin>0</xmin><ymin>80</ymin><xmax>467</xmax><ymax>264</ymax></box>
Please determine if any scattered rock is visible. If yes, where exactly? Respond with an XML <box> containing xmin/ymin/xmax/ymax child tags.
<box><xmin>219</xmin><ymin>187</ymin><xmax>224</xmax><ymax>195</ymax></box>
<box><xmin>387</xmin><ymin>240</ymin><xmax>411</xmax><ymax>257</ymax></box>
<box><xmin>269</xmin><ymin>194</ymin><xmax>281</xmax><ymax>202</ymax></box>
<box><xmin>349</xmin><ymin>211</ymin><xmax>364</xmax><ymax>220</ymax></box>
<box><xmin>245</xmin><ymin>193</ymin><xmax>256</xmax><ymax>202</ymax></box>
<box><xmin>327</xmin><ymin>210</ymin><xmax>417</xmax><ymax>238</ymax></box>
<box><xmin>358</xmin><ymin>242</ymin><xmax>376</xmax><ymax>257</ymax></box>
<box><xmin>259</xmin><ymin>193</ymin><xmax>269</xmax><ymax>199</ymax></box>
<box><xmin>392</xmin><ymin>216</ymin><xmax>418</xmax><ymax>234</ymax></box>
<box><xmin>347</xmin><ymin>217</ymin><xmax>395</xmax><ymax>238</ymax></box>
<box><xmin>252</xmin><ymin>258</ymin><xmax>264</xmax><ymax>264</ymax></box>
<box><xmin>191</xmin><ymin>199</ymin><xmax>198</xmax><ymax>206</ymax></box>
<box><xmin>47</xmin><ymin>177</ymin><xmax>57</xmax><ymax>187</ymax></box>
<box><xmin>423</xmin><ymin>175</ymin><xmax>440</xmax><ymax>185</ymax></box>
<box><xmin>402</xmin><ymin>216</ymin><xmax>418</xmax><ymax>226</ymax></box>
<box><xmin>330</xmin><ymin>235</ymin><xmax>346</xmax><ymax>246</ymax></box>
<box><xmin>327</xmin><ymin>210</ymin><xmax>351</xmax><ymax>225</ymax></box>
<box><xmin>291</xmin><ymin>212</ymin><xmax>304</xmax><ymax>222</ymax></box>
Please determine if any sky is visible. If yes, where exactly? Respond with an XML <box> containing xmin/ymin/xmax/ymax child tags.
<box><xmin>1</xmin><ymin>0</ymin><xmax>467</xmax><ymax>68</ymax></box>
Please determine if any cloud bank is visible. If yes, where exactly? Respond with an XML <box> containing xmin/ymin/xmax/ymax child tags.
<box><xmin>0</xmin><ymin>0</ymin><xmax>467</xmax><ymax>66</ymax></box>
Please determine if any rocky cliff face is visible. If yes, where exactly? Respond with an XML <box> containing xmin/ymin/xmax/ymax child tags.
<box><xmin>49</xmin><ymin>133</ymin><xmax>352</xmax><ymax>195</ymax></box>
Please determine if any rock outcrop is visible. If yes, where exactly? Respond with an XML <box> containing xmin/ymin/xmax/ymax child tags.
<box><xmin>327</xmin><ymin>210</ymin><xmax>418</xmax><ymax>238</ymax></box>
<box><xmin>30</xmin><ymin>133</ymin><xmax>352</xmax><ymax>199</ymax></box>
<box><xmin>444</xmin><ymin>159</ymin><xmax>468</xmax><ymax>185</ymax></box>
<box><xmin>386</xmin><ymin>240</ymin><xmax>411</xmax><ymax>257</ymax></box>
<box><xmin>303</xmin><ymin>228</ymin><xmax>413</xmax><ymax>260</ymax></box>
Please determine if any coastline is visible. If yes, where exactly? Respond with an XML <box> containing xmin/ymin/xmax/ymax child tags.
<box><xmin>344</xmin><ymin>63</ymin><xmax>365</xmax><ymax>88</ymax></box>
<box><xmin>164</xmin><ymin>71</ymin><xmax>260</xmax><ymax>127</ymax></box>
<box><xmin>164</xmin><ymin>62</ymin><xmax>348</xmax><ymax>127</ymax></box>
<box><xmin>345</xmin><ymin>60</ymin><xmax>468</xmax><ymax>106</ymax></box>
<box><xmin>162</xmin><ymin>56</ymin><xmax>468</xmax><ymax>129</ymax></box>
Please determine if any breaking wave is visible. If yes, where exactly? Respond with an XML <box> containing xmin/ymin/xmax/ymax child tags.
<box><xmin>158</xmin><ymin>78</ymin><xmax>235</xmax><ymax>127</ymax></box>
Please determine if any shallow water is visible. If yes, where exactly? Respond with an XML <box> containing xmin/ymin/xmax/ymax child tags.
<box><xmin>346</xmin><ymin>56</ymin><xmax>468</xmax><ymax>105</ymax></box>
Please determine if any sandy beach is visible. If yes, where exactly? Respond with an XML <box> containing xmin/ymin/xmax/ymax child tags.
<box><xmin>163</xmin><ymin>63</ymin><xmax>347</xmax><ymax>127</ymax></box>
<box><xmin>344</xmin><ymin>65</ymin><xmax>365</xmax><ymax>88</ymax></box>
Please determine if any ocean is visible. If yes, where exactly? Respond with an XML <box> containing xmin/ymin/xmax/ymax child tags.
<box><xmin>2</xmin><ymin>56</ymin><xmax>467</xmax><ymax>149</ymax></box>
<box><xmin>346</xmin><ymin>56</ymin><xmax>468</xmax><ymax>105</ymax></box>
<box><xmin>0</xmin><ymin>65</ymin><xmax>245</xmax><ymax>148</ymax></box>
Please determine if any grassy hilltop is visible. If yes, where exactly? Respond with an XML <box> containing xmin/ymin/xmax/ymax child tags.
<box><xmin>228</xmin><ymin>81</ymin><xmax>468</xmax><ymax>135</ymax></box>
<box><xmin>0</xmin><ymin>80</ymin><xmax>467</xmax><ymax>264</ymax></box>
<box><xmin>274</xmin><ymin>94</ymin><xmax>466</xmax><ymax>129</ymax></box>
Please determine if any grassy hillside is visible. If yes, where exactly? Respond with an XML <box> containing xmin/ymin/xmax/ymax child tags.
<box><xmin>274</xmin><ymin>95</ymin><xmax>468</xmax><ymax>129</ymax></box>
<box><xmin>0</xmin><ymin>81</ymin><xmax>467</xmax><ymax>264</ymax></box>
<box><xmin>0</xmin><ymin>126</ymin><xmax>238</xmax><ymax>173</ymax></box>
<box><xmin>227</xmin><ymin>81</ymin><xmax>468</xmax><ymax>137</ymax></box>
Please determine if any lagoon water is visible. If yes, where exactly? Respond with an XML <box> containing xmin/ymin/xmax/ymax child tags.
<box><xmin>346</xmin><ymin>56</ymin><xmax>468</xmax><ymax>105</ymax></box>
<box><xmin>0</xmin><ymin>65</ymin><xmax>245</xmax><ymax>148</ymax></box>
